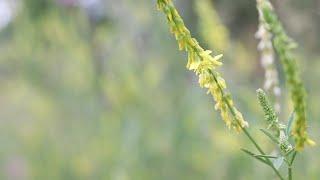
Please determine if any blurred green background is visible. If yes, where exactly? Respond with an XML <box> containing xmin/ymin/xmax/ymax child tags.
<box><xmin>0</xmin><ymin>0</ymin><xmax>319</xmax><ymax>179</ymax></box>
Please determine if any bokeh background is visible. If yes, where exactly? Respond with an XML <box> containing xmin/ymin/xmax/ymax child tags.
<box><xmin>0</xmin><ymin>0</ymin><xmax>319</xmax><ymax>179</ymax></box>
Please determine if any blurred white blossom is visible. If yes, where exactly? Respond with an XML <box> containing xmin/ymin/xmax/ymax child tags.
<box><xmin>256</xmin><ymin>4</ymin><xmax>281</xmax><ymax>113</ymax></box>
<box><xmin>0</xmin><ymin>0</ymin><xmax>14</xmax><ymax>30</ymax></box>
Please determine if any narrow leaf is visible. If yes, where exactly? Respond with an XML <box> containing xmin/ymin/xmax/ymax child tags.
<box><xmin>260</xmin><ymin>129</ymin><xmax>279</xmax><ymax>144</ymax></box>
<box><xmin>254</xmin><ymin>154</ymin><xmax>278</xmax><ymax>159</ymax></box>
<box><xmin>241</xmin><ymin>148</ymin><xmax>268</xmax><ymax>165</ymax></box>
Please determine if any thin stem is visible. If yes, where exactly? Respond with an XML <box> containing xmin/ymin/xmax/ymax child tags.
<box><xmin>288</xmin><ymin>166</ymin><xmax>292</xmax><ymax>180</ymax></box>
<box><xmin>288</xmin><ymin>151</ymin><xmax>297</xmax><ymax>180</ymax></box>
<box><xmin>242</xmin><ymin>127</ymin><xmax>265</xmax><ymax>155</ymax></box>
<box><xmin>290</xmin><ymin>151</ymin><xmax>297</xmax><ymax>165</ymax></box>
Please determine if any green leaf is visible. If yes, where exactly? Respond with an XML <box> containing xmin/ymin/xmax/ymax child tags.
<box><xmin>260</xmin><ymin>129</ymin><xmax>279</xmax><ymax>144</ymax></box>
<box><xmin>272</xmin><ymin>156</ymin><xmax>284</xmax><ymax>170</ymax></box>
<box><xmin>241</xmin><ymin>148</ymin><xmax>268</xmax><ymax>165</ymax></box>
<box><xmin>286</xmin><ymin>111</ymin><xmax>295</xmax><ymax>136</ymax></box>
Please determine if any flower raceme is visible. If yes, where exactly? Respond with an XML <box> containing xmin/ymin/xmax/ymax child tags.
<box><xmin>157</xmin><ymin>0</ymin><xmax>248</xmax><ymax>131</ymax></box>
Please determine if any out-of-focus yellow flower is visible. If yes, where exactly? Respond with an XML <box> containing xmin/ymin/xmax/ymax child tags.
<box><xmin>194</xmin><ymin>0</ymin><xmax>229</xmax><ymax>52</ymax></box>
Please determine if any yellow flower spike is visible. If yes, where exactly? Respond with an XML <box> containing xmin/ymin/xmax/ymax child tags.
<box><xmin>157</xmin><ymin>0</ymin><xmax>248</xmax><ymax>131</ymax></box>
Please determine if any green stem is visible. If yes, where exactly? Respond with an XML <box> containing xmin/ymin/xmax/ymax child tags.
<box><xmin>290</xmin><ymin>152</ymin><xmax>297</xmax><ymax>165</ymax></box>
<box><xmin>288</xmin><ymin>166</ymin><xmax>292</xmax><ymax>180</ymax></box>
<box><xmin>288</xmin><ymin>151</ymin><xmax>297</xmax><ymax>180</ymax></box>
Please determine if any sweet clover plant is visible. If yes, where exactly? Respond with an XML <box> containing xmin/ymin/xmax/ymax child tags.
<box><xmin>156</xmin><ymin>0</ymin><xmax>315</xmax><ymax>179</ymax></box>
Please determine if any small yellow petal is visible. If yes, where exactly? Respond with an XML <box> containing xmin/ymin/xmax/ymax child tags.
<box><xmin>307</xmin><ymin>139</ymin><xmax>316</xmax><ymax>146</ymax></box>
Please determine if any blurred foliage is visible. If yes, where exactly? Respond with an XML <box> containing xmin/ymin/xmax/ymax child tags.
<box><xmin>0</xmin><ymin>0</ymin><xmax>319</xmax><ymax>179</ymax></box>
